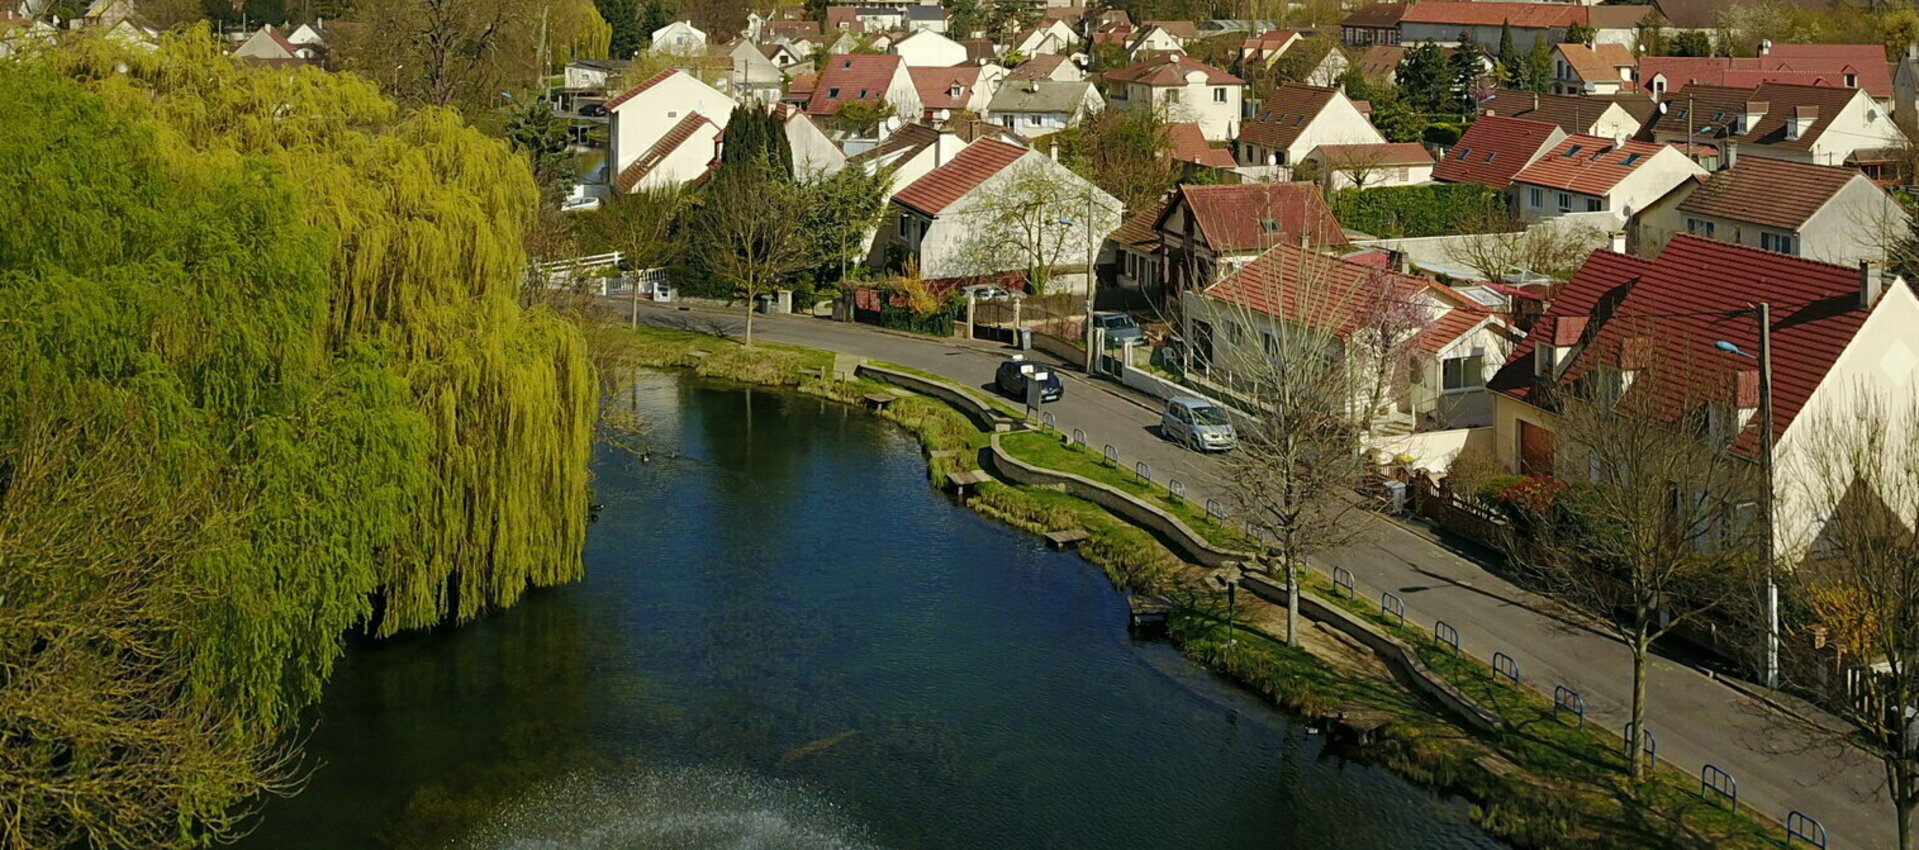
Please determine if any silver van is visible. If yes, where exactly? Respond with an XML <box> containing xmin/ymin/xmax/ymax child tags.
<box><xmin>1161</xmin><ymin>396</ymin><xmax>1236</xmax><ymax>452</ymax></box>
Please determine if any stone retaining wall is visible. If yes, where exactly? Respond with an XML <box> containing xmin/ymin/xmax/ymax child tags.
<box><xmin>857</xmin><ymin>364</ymin><xmax>1017</xmax><ymax>433</ymax></box>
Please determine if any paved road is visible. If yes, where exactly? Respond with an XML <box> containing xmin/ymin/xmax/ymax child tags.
<box><xmin>621</xmin><ymin>300</ymin><xmax>1894</xmax><ymax>848</ymax></box>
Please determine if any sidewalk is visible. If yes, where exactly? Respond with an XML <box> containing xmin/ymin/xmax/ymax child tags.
<box><xmin>614</xmin><ymin>299</ymin><xmax>1895</xmax><ymax>848</ymax></box>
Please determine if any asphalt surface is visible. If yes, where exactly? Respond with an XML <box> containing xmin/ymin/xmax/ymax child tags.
<box><xmin>619</xmin><ymin>298</ymin><xmax>1894</xmax><ymax>848</ymax></box>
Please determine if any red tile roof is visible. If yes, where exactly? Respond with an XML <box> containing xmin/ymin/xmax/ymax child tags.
<box><xmin>1356</xmin><ymin>44</ymin><xmax>1405</xmax><ymax>77</ymax></box>
<box><xmin>1676</xmin><ymin>157</ymin><xmax>1870</xmax><ymax>231</ymax></box>
<box><xmin>1641</xmin><ymin>45</ymin><xmax>1892</xmax><ymax>98</ymax></box>
<box><xmin>1489</xmin><ymin>236</ymin><xmax>1871</xmax><ymax>455</ymax></box>
<box><xmin>1401</xmin><ymin>1</ymin><xmax>1585</xmax><ymax>29</ymax></box>
<box><xmin>1106</xmin><ymin>53</ymin><xmax>1243</xmax><ymax>86</ymax></box>
<box><xmin>1479</xmin><ymin>89</ymin><xmax>1632</xmax><ymax>135</ymax></box>
<box><xmin>1556</xmin><ymin>43</ymin><xmax>1637</xmax><ymax>90</ymax></box>
<box><xmin>1007</xmin><ymin>53</ymin><xmax>1070</xmax><ymax>81</ymax></box>
<box><xmin>1649</xmin><ymin>82</ymin><xmax>1863</xmax><ymax>152</ymax></box>
<box><xmin>1113</xmin><ymin>194</ymin><xmax>1172</xmax><ymax>250</ymax></box>
<box><xmin>614</xmin><ymin>113</ymin><xmax>715</xmax><ymax>192</ymax></box>
<box><xmin>1433</xmin><ymin>115</ymin><xmax>1563</xmax><ymax>186</ymax></box>
<box><xmin>1165</xmin><ymin>183</ymin><xmax>1349</xmax><ymax>253</ymax></box>
<box><xmin>1241</xmin><ymin>29</ymin><xmax>1300</xmax><ymax>52</ymax></box>
<box><xmin>1165</xmin><ymin>121</ymin><xmax>1236</xmax><ymax>168</ymax></box>
<box><xmin>1309</xmin><ymin>142</ymin><xmax>1434</xmax><ymax>167</ymax></box>
<box><xmin>1510</xmin><ymin>134</ymin><xmax>1677</xmax><ymax>195</ymax></box>
<box><xmin>1239</xmin><ymin>84</ymin><xmax>1341</xmax><ymax>151</ymax></box>
<box><xmin>892</xmin><ymin>138</ymin><xmax>1028</xmax><ymax>215</ymax></box>
<box><xmin>910</xmin><ymin>65</ymin><xmax>983</xmax><ymax>112</ymax></box>
<box><xmin>1143</xmin><ymin>19</ymin><xmax>1199</xmax><ymax>38</ymax></box>
<box><xmin>808</xmin><ymin>54</ymin><xmax>904</xmax><ymax>115</ymax></box>
<box><xmin>1205</xmin><ymin>242</ymin><xmax>1467</xmax><ymax>340</ymax></box>
<box><xmin>606</xmin><ymin>69</ymin><xmax>678</xmax><ymax>111</ymax></box>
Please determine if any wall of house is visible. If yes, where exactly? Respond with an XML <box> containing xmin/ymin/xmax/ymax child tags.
<box><xmin>997</xmin><ymin>110</ymin><xmax>1074</xmax><ymax>136</ymax></box>
<box><xmin>894</xmin><ymin>32</ymin><xmax>966</xmax><ymax>67</ymax></box>
<box><xmin>609</xmin><ymin>74</ymin><xmax>736</xmax><ymax>177</ymax></box>
<box><xmin>1407</xmin><ymin>319</ymin><xmax>1509</xmax><ymax>429</ymax></box>
<box><xmin>1799</xmin><ymin>178</ymin><xmax>1910</xmax><ymax>266</ymax></box>
<box><xmin>909</xmin><ymin>154</ymin><xmax>1122</xmax><ymax>283</ymax></box>
<box><xmin>1319</xmin><ymin>160</ymin><xmax>1434</xmax><ymax>191</ymax></box>
<box><xmin>786</xmin><ymin>115</ymin><xmax>847</xmax><ymax>179</ymax></box>
<box><xmin>1809</xmin><ymin>92</ymin><xmax>1906</xmax><ymax>166</ymax></box>
<box><xmin>1280</xmin><ymin>96</ymin><xmax>1387</xmax><ymax>165</ymax></box>
<box><xmin>1491</xmin><ymin>392</ymin><xmax>1559</xmax><ymax>474</ymax></box>
<box><xmin>1771</xmin><ymin>282</ymin><xmax>1919</xmax><ymax>564</ymax></box>
<box><xmin>1400</xmin><ymin>22</ymin><xmax>1562</xmax><ymax>52</ymax></box>
<box><xmin>1127</xmin><ymin>78</ymin><xmax>1242</xmax><ymax>141</ymax></box>
<box><xmin>635</xmin><ymin>124</ymin><xmax>724</xmax><ymax>190</ymax></box>
<box><xmin>564</xmin><ymin>66</ymin><xmax>611</xmax><ymax>90</ymax></box>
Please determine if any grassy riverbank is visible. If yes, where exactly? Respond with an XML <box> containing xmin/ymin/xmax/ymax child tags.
<box><xmin>592</xmin><ymin>322</ymin><xmax>1783</xmax><ymax>849</ymax></box>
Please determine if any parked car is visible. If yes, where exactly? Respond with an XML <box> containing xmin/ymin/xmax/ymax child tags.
<box><xmin>1161</xmin><ymin>396</ymin><xmax>1236</xmax><ymax>451</ymax></box>
<box><xmin>578</xmin><ymin>101</ymin><xmax>609</xmax><ymax>117</ymax></box>
<box><xmin>962</xmin><ymin>284</ymin><xmax>1014</xmax><ymax>301</ymax></box>
<box><xmin>995</xmin><ymin>356</ymin><xmax>1063</xmax><ymax>403</ymax></box>
<box><xmin>1091</xmin><ymin>311</ymin><xmax>1144</xmax><ymax>346</ymax></box>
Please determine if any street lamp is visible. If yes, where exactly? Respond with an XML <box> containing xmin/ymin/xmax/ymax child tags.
<box><xmin>1211</xmin><ymin>564</ymin><xmax>1241</xmax><ymax>650</ymax></box>
<box><xmin>1714</xmin><ymin>301</ymin><xmax>1777</xmax><ymax>690</ymax></box>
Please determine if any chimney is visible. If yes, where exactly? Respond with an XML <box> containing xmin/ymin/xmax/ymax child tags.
<box><xmin>1386</xmin><ymin>248</ymin><xmax>1408</xmax><ymax>273</ymax></box>
<box><xmin>1608</xmin><ymin>231</ymin><xmax>1626</xmax><ymax>253</ymax></box>
<box><xmin>1724</xmin><ymin>139</ymin><xmax>1738</xmax><ymax>169</ymax></box>
<box><xmin>1909</xmin><ymin>43</ymin><xmax>1918</xmax><ymax>61</ymax></box>
<box><xmin>1531</xmin><ymin>91</ymin><xmax>1539</xmax><ymax>112</ymax></box>
<box><xmin>1759</xmin><ymin>39</ymin><xmax>1772</xmax><ymax>56</ymax></box>
<box><xmin>1860</xmin><ymin>260</ymin><xmax>1884</xmax><ymax>309</ymax></box>
<box><xmin>1612</xmin><ymin>131</ymin><xmax>1626</xmax><ymax>150</ymax></box>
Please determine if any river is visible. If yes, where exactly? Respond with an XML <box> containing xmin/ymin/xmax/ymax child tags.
<box><xmin>239</xmin><ymin>370</ymin><xmax>1502</xmax><ymax>849</ymax></box>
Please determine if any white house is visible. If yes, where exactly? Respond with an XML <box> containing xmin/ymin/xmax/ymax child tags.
<box><xmin>1106</xmin><ymin>54</ymin><xmax>1245</xmax><ymax>142</ymax></box>
<box><xmin>779</xmin><ymin>104</ymin><xmax>848</xmax><ymax>179</ymax></box>
<box><xmin>1631</xmin><ymin>156</ymin><xmax>1909</xmax><ymax>268</ymax></box>
<box><xmin>904</xmin><ymin>5</ymin><xmax>947</xmax><ymax>34</ymax></box>
<box><xmin>1235</xmin><ymin>83</ymin><xmax>1384</xmax><ymax>172</ymax></box>
<box><xmin>986</xmin><ymin>79</ymin><xmax>1101</xmax><ymax>137</ymax></box>
<box><xmin>848</xmin><ymin>123</ymin><xmax>971</xmax><ymax>197</ymax></box>
<box><xmin>650</xmin><ymin>21</ymin><xmax>707</xmax><ymax>55</ymax></box>
<box><xmin>1478</xmin><ymin>89</ymin><xmax>1643</xmax><ymax>139</ymax></box>
<box><xmin>726</xmin><ymin>39</ymin><xmax>785</xmax><ymax>101</ymax></box>
<box><xmin>1008</xmin><ymin>19</ymin><xmax>1077</xmax><ymax>57</ymax></box>
<box><xmin>1125</xmin><ymin>22</ymin><xmax>1186</xmax><ymax>60</ymax></box>
<box><xmin>910</xmin><ymin>63</ymin><xmax>1005</xmax><ymax>120</ymax></box>
<box><xmin>1301</xmin><ymin>142</ymin><xmax>1435</xmax><ymax>191</ymax></box>
<box><xmin>1648</xmin><ymin>83</ymin><xmax>1908</xmax><ymax>172</ymax></box>
<box><xmin>890</xmin><ymin>29</ymin><xmax>967</xmax><ymax>67</ymax></box>
<box><xmin>232</xmin><ymin>25</ymin><xmax>312</xmax><ymax>62</ymax></box>
<box><xmin>606</xmin><ymin>69</ymin><xmax>736</xmax><ymax>192</ymax></box>
<box><xmin>1551</xmin><ymin>42</ymin><xmax>1637</xmax><ymax>96</ymax></box>
<box><xmin>565</xmin><ymin>59</ymin><xmax>630</xmax><ymax>92</ymax></box>
<box><xmin>1509</xmin><ymin>134</ymin><xmax>1704</xmax><ymax>225</ymax></box>
<box><xmin>881</xmin><ymin>139</ymin><xmax>1122</xmax><ymax>293</ymax></box>
<box><xmin>1397</xmin><ymin>1</ymin><xmax>1582</xmax><ymax>53</ymax></box>
<box><xmin>286</xmin><ymin>20</ymin><xmax>328</xmax><ymax>49</ymax></box>
<box><xmin>1006</xmin><ymin>53</ymin><xmax>1083</xmax><ymax>83</ymax></box>
<box><xmin>806</xmin><ymin>53</ymin><xmax>923</xmax><ymax>123</ymax></box>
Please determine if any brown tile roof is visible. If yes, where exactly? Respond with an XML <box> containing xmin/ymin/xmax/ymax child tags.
<box><xmin>1166</xmin><ymin>183</ymin><xmax>1349</xmax><ymax>253</ymax></box>
<box><xmin>1007</xmin><ymin>53</ymin><xmax>1070</xmax><ymax>81</ymax></box>
<box><xmin>1650</xmin><ymin>82</ymin><xmax>1864</xmax><ymax>152</ymax></box>
<box><xmin>1556</xmin><ymin>43</ymin><xmax>1637</xmax><ymax>89</ymax></box>
<box><xmin>1411</xmin><ymin>300</ymin><xmax>1493</xmax><ymax>354</ymax></box>
<box><xmin>605</xmin><ymin>69</ymin><xmax>679</xmax><ymax>111</ymax></box>
<box><xmin>1113</xmin><ymin>194</ymin><xmax>1172</xmax><ymax>250</ymax></box>
<box><xmin>614</xmin><ymin>113</ymin><xmax>715</xmax><ymax>192</ymax></box>
<box><xmin>1204</xmin><ymin>242</ymin><xmax>1461</xmax><ymax>339</ymax></box>
<box><xmin>1165</xmin><ymin>121</ymin><xmax>1236</xmax><ymax>168</ymax></box>
<box><xmin>1106</xmin><ymin>53</ymin><xmax>1243</xmax><ymax>86</ymax></box>
<box><xmin>1489</xmin><ymin>235</ymin><xmax>1871</xmax><ymax>456</ymax></box>
<box><xmin>1142</xmin><ymin>19</ymin><xmax>1199</xmax><ymax>39</ymax></box>
<box><xmin>808</xmin><ymin>54</ymin><xmax>904</xmax><ymax>115</ymax></box>
<box><xmin>1239</xmin><ymin>83</ymin><xmax>1339</xmax><ymax>151</ymax></box>
<box><xmin>1340</xmin><ymin>3</ymin><xmax>1408</xmax><ymax>29</ymax></box>
<box><xmin>1675</xmin><ymin>157</ymin><xmax>1866</xmax><ymax>231</ymax></box>
<box><xmin>824</xmin><ymin>6</ymin><xmax>862</xmax><ymax>32</ymax></box>
<box><xmin>1401</xmin><ymin>1</ymin><xmax>1585</xmax><ymax>29</ymax></box>
<box><xmin>1479</xmin><ymin>89</ymin><xmax>1629</xmax><ymax>135</ymax></box>
<box><xmin>1241</xmin><ymin>29</ymin><xmax>1301</xmax><ymax>51</ymax></box>
<box><xmin>847</xmin><ymin>122</ymin><xmax>942</xmax><ymax>165</ymax></box>
<box><xmin>910</xmin><ymin>65</ymin><xmax>983</xmax><ymax>111</ymax></box>
<box><xmin>1584</xmin><ymin>5</ymin><xmax>1655</xmax><ymax>30</ymax></box>
<box><xmin>1511</xmin><ymin>134</ymin><xmax>1677</xmax><ymax>195</ymax></box>
<box><xmin>1356</xmin><ymin>44</ymin><xmax>1405</xmax><ymax>77</ymax></box>
<box><xmin>892</xmin><ymin>138</ymin><xmax>1028</xmax><ymax>215</ymax></box>
<box><xmin>959</xmin><ymin>38</ymin><xmax>997</xmax><ymax>63</ymax></box>
<box><xmin>1434</xmin><ymin>115</ymin><xmax>1564</xmax><ymax>186</ymax></box>
<box><xmin>1309</xmin><ymin>141</ymin><xmax>1433</xmax><ymax>167</ymax></box>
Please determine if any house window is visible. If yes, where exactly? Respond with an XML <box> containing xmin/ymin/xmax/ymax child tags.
<box><xmin>1846</xmin><ymin>73</ymin><xmax>1858</xmax><ymax>88</ymax></box>
<box><xmin>1556</xmin><ymin>192</ymin><xmax>1572</xmax><ymax>213</ymax></box>
<box><xmin>1262</xmin><ymin>331</ymin><xmax>1277</xmax><ymax>357</ymax></box>
<box><xmin>1761</xmin><ymin>232</ymin><xmax>1796</xmax><ymax>254</ymax></box>
<box><xmin>1586</xmin><ymin>198</ymin><xmax>1602</xmax><ymax>212</ymax></box>
<box><xmin>1528</xmin><ymin>187</ymin><xmax>1543</xmax><ymax>209</ymax></box>
<box><xmin>1483</xmin><ymin>151</ymin><xmax>1496</xmax><ymax>163</ymax></box>
<box><xmin>1214</xmin><ymin>87</ymin><xmax>1227</xmax><ymax>102</ymax></box>
<box><xmin>1166</xmin><ymin>89</ymin><xmax>1181</xmax><ymax>103</ymax></box>
<box><xmin>898</xmin><ymin>214</ymin><xmax>910</xmax><ymax>238</ymax></box>
<box><xmin>1027</xmin><ymin>114</ymin><xmax>1041</xmax><ymax>125</ymax></box>
<box><xmin>1621</xmin><ymin>153</ymin><xmax>1642</xmax><ymax>166</ymax></box>
<box><xmin>1685</xmin><ymin>218</ymin><xmax>1716</xmax><ymax>237</ymax></box>
<box><xmin>1442</xmin><ymin>354</ymin><xmax>1485</xmax><ymax>391</ymax></box>
<box><xmin>1224</xmin><ymin>321</ymin><xmax>1241</xmax><ymax>344</ymax></box>
<box><xmin>1455</xmin><ymin>146</ymin><xmax>1472</xmax><ymax>160</ymax></box>
<box><xmin>828</xmin><ymin>87</ymin><xmax>841</xmax><ymax>98</ymax></box>
<box><xmin>1258</xmin><ymin>217</ymin><xmax>1279</xmax><ymax>233</ymax></box>
<box><xmin>1563</xmin><ymin>144</ymin><xmax>1583</xmax><ymax>158</ymax></box>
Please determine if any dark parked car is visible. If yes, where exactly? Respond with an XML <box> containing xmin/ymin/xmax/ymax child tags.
<box><xmin>995</xmin><ymin>356</ymin><xmax>1063</xmax><ymax>403</ymax></box>
<box><xmin>578</xmin><ymin>101</ymin><xmax>608</xmax><ymax>117</ymax></box>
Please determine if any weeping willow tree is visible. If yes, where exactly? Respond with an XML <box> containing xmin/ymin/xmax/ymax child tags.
<box><xmin>0</xmin><ymin>29</ymin><xmax>594</xmax><ymax>849</ymax></box>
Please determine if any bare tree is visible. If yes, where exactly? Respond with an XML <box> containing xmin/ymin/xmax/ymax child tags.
<box><xmin>1495</xmin><ymin>347</ymin><xmax>1764</xmax><ymax>780</ymax></box>
<box><xmin>1347</xmin><ymin>269</ymin><xmax>1431</xmax><ymax>432</ymax></box>
<box><xmin>1776</xmin><ymin>391</ymin><xmax>1919</xmax><ymax>850</ymax></box>
<box><xmin>947</xmin><ymin>159</ymin><xmax>1117</xmax><ymax>295</ymax></box>
<box><xmin>696</xmin><ymin>164</ymin><xmax>807</xmax><ymax>345</ymax></box>
<box><xmin>1443</xmin><ymin>211</ymin><xmax>1608</xmax><ymax>283</ymax></box>
<box><xmin>343</xmin><ymin>0</ymin><xmax>538</xmax><ymax>110</ymax></box>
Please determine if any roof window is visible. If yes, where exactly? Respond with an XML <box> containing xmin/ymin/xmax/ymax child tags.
<box><xmin>1483</xmin><ymin>151</ymin><xmax>1495</xmax><ymax>163</ymax></box>
<box><xmin>1621</xmin><ymin>153</ymin><xmax>1642</xmax><ymax>166</ymax></box>
<box><xmin>1259</xmin><ymin>218</ymin><xmax>1280</xmax><ymax>233</ymax></box>
<box><xmin>1563</xmin><ymin>144</ymin><xmax>1583</xmax><ymax>157</ymax></box>
<box><xmin>828</xmin><ymin>87</ymin><xmax>841</xmax><ymax>98</ymax></box>
<box><xmin>1455</xmin><ymin>146</ymin><xmax>1472</xmax><ymax>160</ymax></box>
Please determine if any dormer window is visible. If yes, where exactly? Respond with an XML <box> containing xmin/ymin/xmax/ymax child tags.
<box><xmin>1535</xmin><ymin>344</ymin><xmax>1557</xmax><ymax>376</ymax></box>
<box><xmin>1846</xmin><ymin>73</ymin><xmax>1858</xmax><ymax>87</ymax></box>
<box><xmin>949</xmin><ymin>84</ymin><xmax>963</xmax><ymax>97</ymax></box>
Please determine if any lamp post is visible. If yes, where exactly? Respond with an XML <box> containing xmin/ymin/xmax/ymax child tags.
<box><xmin>1210</xmin><ymin>566</ymin><xmax>1240</xmax><ymax>651</ymax></box>
<box><xmin>1056</xmin><ymin>191</ymin><xmax>1100</xmax><ymax>374</ymax></box>
<box><xmin>1714</xmin><ymin>300</ymin><xmax>1777</xmax><ymax>690</ymax></box>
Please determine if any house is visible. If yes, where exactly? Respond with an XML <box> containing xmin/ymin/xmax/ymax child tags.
<box><xmin>1397</xmin><ymin>2</ymin><xmax>1583</xmax><ymax>53</ymax></box>
<box><xmin>231</xmin><ymin>24</ymin><xmax>311</xmax><ymax>63</ymax></box>
<box><xmin>1235</xmin><ymin>83</ymin><xmax>1385</xmax><ymax>173</ymax></box>
<box><xmin>1478</xmin><ymin>89</ymin><xmax>1642</xmax><ymax>139</ymax></box>
<box><xmin>1125</xmin><ymin>21</ymin><xmax>1188</xmax><ymax>60</ymax></box>
<box><xmin>891</xmin><ymin>29</ymin><xmax>967</xmax><ymax>67</ymax></box>
<box><xmin>287</xmin><ymin>20</ymin><xmax>330</xmax><ymax>50</ymax></box>
<box><xmin>1648</xmin><ymin>83</ymin><xmax>1907</xmax><ymax>171</ymax></box>
<box><xmin>1181</xmin><ymin>241</ymin><xmax>1508</xmax><ymax>430</ymax></box>
<box><xmin>1165</xmin><ymin>121</ymin><xmax>1236</xmax><ymax>170</ymax></box>
<box><xmin>777</xmin><ymin>104</ymin><xmax>848</xmax><ymax>179</ymax></box>
<box><xmin>0</xmin><ymin>12</ymin><xmax>54</xmax><ymax>57</ymax></box>
<box><xmin>910</xmin><ymin>63</ymin><xmax>1004</xmax><ymax>119</ymax></box>
<box><xmin>726</xmin><ymin>39</ymin><xmax>785</xmax><ymax>101</ymax></box>
<box><xmin>986</xmin><ymin>79</ymin><xmax>1101</xmax><ymax>137</ymax></box>
<box><xmin>1434</xmin><ymin>114</ymin><xmax>1566</xmax><ymax>187</ymax></box>
<box><xmin>1340</xmin><ymin>2</ymin><xmax>1406</xmax><ymax>47</ymax></box>
<box><xmin>1484</xmin><ymin>234</ymin><xmax>1919</xmax><ymax>563</ymax></box>
<box><xmin>1640</xmin><ymin>44</ymin><xmax>1894</xmax><ymax>100</ymax></box>
<box><xmin>1007</xmin><ymin>53</ymin><xmax>1083</xmax><ymax>83</ymax></box>
<box><xmin>1631</xmin><ymin>156</ymin><xmax>1909</xmax><ymax>267</ymax></box>
<box><xmin>565</xmin><ymin>59</ymin><xmax>630</xmax><ymax>93</ymax></box>
<box><xmin>1354</xmin><ymin>44</ymin><xmax>1405</xmax><ymax>83</ymax></box>
<box><xmin>807</xmin><ymin>54</ymin><xmax>923</xmax><ymax>123</ymax></box>
<box><xmin>1009</xmin><ymin>19</ymin><xmax>1078</xmax><ymax>56</ymax></box>
<box><xmin>847</xmin><ymin>122</ymin><xmax>970</xmax><ymax>197</ymax></box>
<box><xmin>762</xmin><ymin>20</ymin><xmax>822</xmax><ymax>44</ymax></box>
<box><xmin>760</xmin><ymin>42</ymin><xmax>809</xmax><ymax>77</ymax></box>
<box><xmin>1110</xmin><ymin>194</ymin><xmax>1173</xmax><ymax>302</ymax></box>
<box><xmin>606</xmin><ymin>69</ymin><xmax>736</xmax><ymax>192</ymax></box>
<box><xmin>650</xmin><ymin>21</ymin><xmax>707</xmax><ymax>55</ymax></box>
<box><xmin>1239</xmin><ymin>29</ymin><xmax>1301</xmax><ymax>66</ymax></box>
<box><xmin>904</xmin><ymin>5</ymin><xmax>947</xmax><ymax>34</ymax></box>
<box><xmin>1584</xmin><ymin>5</ymin><xmax>1656</xmax><ymax>48</ymax></box>
<box><xmin>1509</xmin><ymin>134</ymin><xmax>1704</xmax><ymax>225</ymax></box>
<box><xmin>78</xmin><ymin>0</ymin><xmax>134</xmax><ymax>28</ymax></box>
<box><xmin>1157</xmin><ymin>182</ymin><xmax>1349</xmax><ymax>295</ymax></box>
<box><xmin>1301</xmin><ymin>142</ymin><xmax>1435</xmax><ymax>190</ymax></box>
<box><xmin>1551</xmin><ymin>43</ymin><xmax>1637</xmax><ymax>96</ymax></box>
<box><xmin>880</xmin><ymin>138</ymin><xmax>1121</xmax><ymax>293</ymax></box>
<box><xmin>1302</xmin><ymin>47</ymin><xmax>1351</xmax><ymax>88</ymax></box>
<box><xmin>1106</xmin><ymin>54</ymin><xmax>1245</xmax><ymax>142</ymax></box>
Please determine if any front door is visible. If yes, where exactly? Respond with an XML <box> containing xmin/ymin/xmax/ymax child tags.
<box><xmin>1518</xmin><ymin>420</ymin><xmax>1556</xmax><ymax>478</ymax></box>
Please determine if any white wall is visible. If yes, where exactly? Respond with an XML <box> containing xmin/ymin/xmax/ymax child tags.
<box><xmin>608</xmin><ymin>72</ymin><xmax>736</xmax><ymax>181</ymax></box>
<box><xmin>911</xmin><ymin>153</ymin><xmax>1122</xmax><ymax>285</ymax></box>
<box><xmin>1122</xmin><ymin>75</ymin><xmax>1243</xmax><ymax>141</ymax></box>
<box><xmin>634</xmin><ymin>122</ymin><xmax>723</xmax><ymax>190</ymax></box>
<box><xmin>892</xmin><ymin>30</ymin><xmax>967</xmax><ymax>67</ymax></box>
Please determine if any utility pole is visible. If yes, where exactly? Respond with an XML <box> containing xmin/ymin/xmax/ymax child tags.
<box><xmin>1756</xmin><ymin>301</ymin><xmax>1778</xmax><ymax>690</ymax></box>
<box><xmin>1082</xmin><ymin>191</ymin><xmax>1097</xmax><ymax>375</ymax></box>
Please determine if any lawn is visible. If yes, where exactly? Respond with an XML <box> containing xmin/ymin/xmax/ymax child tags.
<box><xmin>998</xmin><ymin>429</ymin><xmax>1253</xmax><ymax>551</ymax></box>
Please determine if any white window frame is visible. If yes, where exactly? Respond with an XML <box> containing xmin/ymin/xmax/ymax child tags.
<box><xmin>1441</xmin><ymin>353</ymin><xmax>1485</xmax><ymax>392</ymax></box>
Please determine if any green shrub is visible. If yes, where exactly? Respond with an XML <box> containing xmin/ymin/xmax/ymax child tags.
<box><xmin>1330</xmin><ymin>182</ymin><xmax>1507</xmax><ymax>238</ymax></box>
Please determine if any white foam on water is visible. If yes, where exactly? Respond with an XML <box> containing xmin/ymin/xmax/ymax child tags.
<box><xmin>463</xmin><ymin>765</ymin><xmax>885</xmax><ymax>850</ymax></box>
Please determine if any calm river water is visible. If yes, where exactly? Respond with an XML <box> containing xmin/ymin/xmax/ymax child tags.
<box><xmin>239</xmin><ymin>371</ymin><xmax>1502</xmax><ymax>849</ymax></box>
